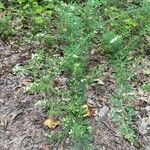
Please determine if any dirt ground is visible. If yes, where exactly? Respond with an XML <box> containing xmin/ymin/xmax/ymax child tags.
<box><xmin>0</xmin><ymin>40</ymin><xmax>50</xmax><ymax>150</ymax></box>
<box><xmin>0</xmin><ymin>39</ymin><xmax>150</xmax><ymax>150</ymax></box>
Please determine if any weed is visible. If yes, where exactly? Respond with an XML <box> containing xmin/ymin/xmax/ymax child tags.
<box><xmin>0</xmin><ymin>15</ymin><xmax>13</xmax><ymax>39</ymax></box>
<box><xmin>142</xmin><ymin>82</ymin><xmax>150</xmax><ymax>92</ymax></box>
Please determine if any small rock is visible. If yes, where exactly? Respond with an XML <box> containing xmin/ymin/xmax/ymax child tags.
<box><xmin>0</xmin><ymin>99</ymin><xmax>4</xmax><ymax>103</ymax></box>
<box><xmin>139</xmin><ymin>117</ymin><xmax>150</xmax><ymax>135</ymax></box>
<box><xmin>145</xmin><ymin>145</ymin><xmax>150</xmax><ymax>150</ymax></box>
<box><xmin>96</xmin><ymin>106</ymin><xmax>110</xmax><ymax>121</ymax></box>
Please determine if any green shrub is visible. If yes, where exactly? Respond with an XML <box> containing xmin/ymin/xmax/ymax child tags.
<box><xmin>11</xmin><ymin>0</ymin><xmax>150</xmax><ymax>147</ymax></box>
<box><xmin>0</xmin><ymin>16</ymin><xmax>13</xmax><ymax>39</ymax></box>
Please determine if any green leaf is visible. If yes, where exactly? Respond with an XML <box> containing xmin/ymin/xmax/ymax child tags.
<box><xmin>0</xmin><ymin>2</ymin><xmax>4</xmax><ymax>10</ymax></box>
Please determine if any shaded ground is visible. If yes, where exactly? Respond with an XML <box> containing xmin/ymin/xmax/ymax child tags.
<box><xmin>0</xmin><ymin>39</ymin><xmax>150</xmax><ymax>150</ymax></box>
<box><xmin>88</xmin><ymin>55</ymin><xmax>150</xmax><ymax>150</ymax></box>
<box><xmin>0</xmin><ymin>40</ymin><xmax>49</xmax><ymax>150</ymax></box>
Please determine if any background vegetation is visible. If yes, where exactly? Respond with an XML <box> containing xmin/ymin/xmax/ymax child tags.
<box><xmin>1</xmin><ymin>0</ymin><xmax>150</xmax><ymax>149</ymax></box>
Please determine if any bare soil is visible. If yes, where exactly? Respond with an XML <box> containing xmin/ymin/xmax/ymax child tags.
<box><xmin>0</xmin><ymin>40</ymin><xmax>49</xmax><ymax>150</ymax></box>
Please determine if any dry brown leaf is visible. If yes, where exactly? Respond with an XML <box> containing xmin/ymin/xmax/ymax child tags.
<box><xmin>0</xmin><ymin>116</ymin><xmax>9</xmax><ymax>128</ymax></box>
<box><xmin>82</xmin><ymin>104</ymin><xmax>93</xmax><ymax>117</ymax></box>
<box><xmin>44</xmin><ymin>117</ymin><xmax>59</xmax><ymax>129</ymax></box>
<box><xmin>0</xmin><ymin>11</ymin><xmax>6</xmax><ymax>17</ymax></box>
<box><xmin>41</xmin><ymin>145</ymin><xmax>50</xmax><ymax>150</ymax></box>
<box><xmin>21</xmin><ymin>78</ymin><xmax>31</xmax><ymax>86</ymax></box>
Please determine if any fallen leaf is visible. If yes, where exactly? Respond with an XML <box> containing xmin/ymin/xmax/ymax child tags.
<box><xmin>94</xmin><ymin>79</ymin><xmax>105</xmax><ymax>85</ymax></box>
<box><xmin>0</xmin><ymin>116</ymin><xmax>9</xmax><ymax>128</ymax></box>
<box><xmin>41</xmin><ymin>145</ymin><xmax>50</xmax><ymax>150</ymax></box>
<box><xmin>138</xmin><ymin>115</ymin><xmax>150</xmax><ymax>135</ymax></box>
<box><xmin>44</xmin><ymin>117</ymin><xmax>59</xmax><ymax>129</ymax></box>
<box><xmin>82</xmin><ymin>104</ymin><xmax>93</xmax><ymax>117</ymax></box>
<box><xmin>21</xmin><ymin>78</ymin><xmax>31</xmax><ymax>86</ymax></box>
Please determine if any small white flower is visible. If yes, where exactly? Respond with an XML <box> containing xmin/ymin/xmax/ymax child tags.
<box><xmin>31</xmin><ymin>53</ymin><xmax>40</xmax><ymax>59</ymax></box>
<box><xmin>110</xmin><ymin>35</ymin><xmax>121</xmax><ymax>44</ymax></box>
<box><xmin>72</xmin><ymin>54</ymin><xmax>78</xmax><ymax>58</ymax></box>
<box><xmin>36</xmin><ymin>33</ymin><xmax>45</xmax><ymax>38</ymax></box>
<box><xmin>70</xmin><ymin>5</ymin><xmax>75</xmax><ymax>10</ymax></box>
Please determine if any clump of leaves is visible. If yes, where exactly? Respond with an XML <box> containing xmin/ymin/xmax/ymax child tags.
<box><xmin>111</xmin><ymin>90</ymin><xmax>136</xmax><ymax>143</ymax></box>
<box><xmin>142</xmin><ymin>82</ymin><xmax>150</xmax><ymax>92</ymax></box>
<box><xmin>0</xmin><ymin>14</ymin><xmax>13</xmax><ymax>39</ymax></box>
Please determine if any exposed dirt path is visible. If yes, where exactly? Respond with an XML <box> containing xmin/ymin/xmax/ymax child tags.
<box><xmin>0</xmin><ymin>40</ymin><xmax>49</xmax><ymax>150</ymax></box>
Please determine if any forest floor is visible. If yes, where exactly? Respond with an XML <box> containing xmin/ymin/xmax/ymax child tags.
<box><xmin>0</xmin><ymin>39</ymin><xmax>150</xmax><ymax>150</ymax></box>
